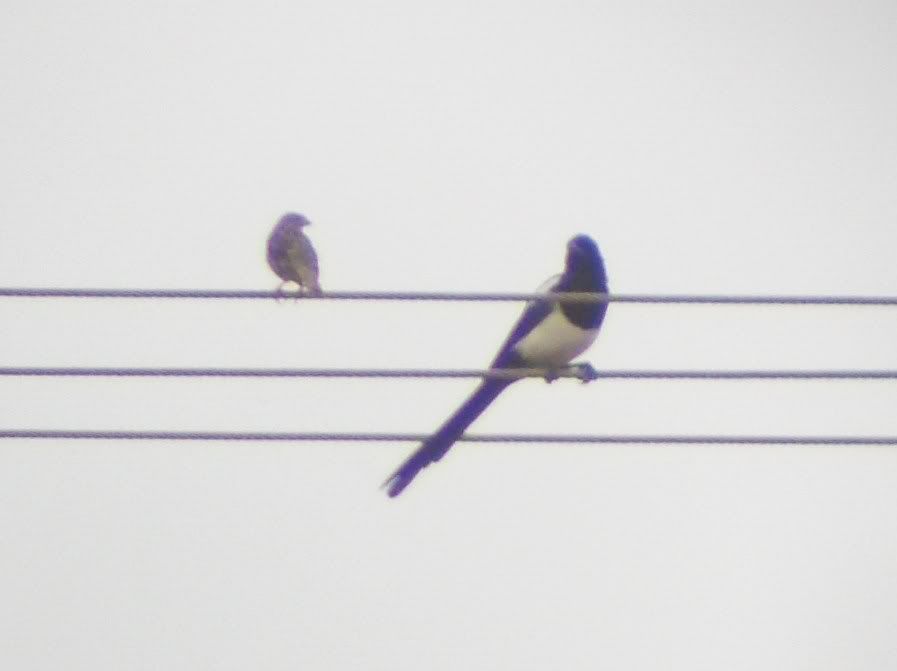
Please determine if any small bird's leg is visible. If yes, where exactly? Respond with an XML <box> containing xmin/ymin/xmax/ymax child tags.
<box><xmin>274</xmin><ymin>281</ymin><xmax>290</xmax><ymax>303</ymax></box>
<box><xmin>275</xmin><ymin>281</ymin><xmax>307</xmax><ymax>302</ymax></box>
<box><xmin>543</xmin><ymin>368</ymin><xmax>560</xmax><ymax>383</ymax></box>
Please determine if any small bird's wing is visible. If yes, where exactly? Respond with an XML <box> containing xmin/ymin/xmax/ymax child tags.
<box><xmin>293</xmin><ymin>233</ymin><xmax>319</xmax><ymax>274</ymax></box>
<box><xmin>267</xmin><ymin>230</ymin><xmax>320</xmax><ymax>292</ymax></box>
<box><xmin>266</xmin><ymin>227</ymin><xmax>293</xmax><ymax>281</ymax></box>
<box><xmin>286</xmin><ymin>233</ymin><xmax>320</xmax><ymax>286</ymax></box>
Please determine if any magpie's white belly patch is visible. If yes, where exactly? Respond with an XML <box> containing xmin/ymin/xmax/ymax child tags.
<box><xmin>513</xmin><ymin>307</ymin><xmax>598</xmax><ymax>367</ymax></box>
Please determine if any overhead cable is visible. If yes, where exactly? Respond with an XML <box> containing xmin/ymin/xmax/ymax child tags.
<box><xmin>2</xmin><ymin>430</ymin><xmax>896</xmax><ymax>445</ymax></box>
<box><xmin>2</xmin><ymin>366</ymin><xmax>897</xmax><ymax>380</ymax></box>
<box><xmin>1</xmin><ymin>287</ymin><xmax>897</xmax><ymax>305</ymax></box>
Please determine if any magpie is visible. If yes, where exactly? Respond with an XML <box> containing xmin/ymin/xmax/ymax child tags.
<box><xmin>383</xmin><ymin>234</ymin><xmax>608</xmax><ymax>497</ymax></box>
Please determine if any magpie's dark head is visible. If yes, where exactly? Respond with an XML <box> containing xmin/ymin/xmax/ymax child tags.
<box><xmin>561</xmin><ymin>233</ymin><xmax>607</xmax><ymax>293</ymax></box>
<box><xmin>566</xmin><ymin>234</ymin><xmax>601</xmax><ymax>269</ymax></box>
<box><xmin>278</xmin><ymin>212</ymin><xmax>311</xmax><ymax>229</ymax></box>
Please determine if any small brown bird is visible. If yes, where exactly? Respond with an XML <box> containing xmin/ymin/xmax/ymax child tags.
<box><xmin>266</xmin><ymin>213</ymin><xmax>322</xmax><ymax>295</ymax></box>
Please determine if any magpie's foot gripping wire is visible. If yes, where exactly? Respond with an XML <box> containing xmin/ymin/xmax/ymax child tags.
<box><xmin>570</xmin><ymin>362</ymin><xmax>599</xmax><ymax>383</ymax></box>
<box><xmin>542</xmin><ymin>363</ymin><xmax>597</xmax><ymax>384</ymax></box>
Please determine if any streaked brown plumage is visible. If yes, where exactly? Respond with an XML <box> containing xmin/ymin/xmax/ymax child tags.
<box><xmin>266</xmin><ymin>213</ymin><xmax>321</xmax><ymax>295</ymax></box>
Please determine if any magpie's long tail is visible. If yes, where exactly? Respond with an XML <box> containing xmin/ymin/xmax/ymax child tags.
<box><xmin>382</xmin><ymin>378</ymin><xmax>516</xmax><ymax>497</ymax></box>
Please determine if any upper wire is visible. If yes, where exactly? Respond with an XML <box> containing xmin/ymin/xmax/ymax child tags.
<box><xmin>2</xmin><ymin>287</ymin><xmax>897</xmax><ymax>305</ymax></box>
<box><xmin>2</xmin><ymin>366</ymin><xmax>897</xmax><ymax>380</ymax></box>
<box><xmin>2</xmin><ymin>430</ymin><xmax>896</xmax><ymax>445</ymax></box>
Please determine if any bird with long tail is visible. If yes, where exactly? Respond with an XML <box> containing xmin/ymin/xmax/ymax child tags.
<box><xmin>383</xmin><ymin>234</ymin><xmax>609</xmax><ymax>497</ymax></box>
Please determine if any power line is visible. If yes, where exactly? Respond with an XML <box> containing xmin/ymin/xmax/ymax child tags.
<box><xmin>1</xmin><ymin>430</ymin><xmax>895</xmax><ymax>445</ymax></box>
<box><xmin>1</xmin><ymin>287</ymin><xmax>897</xmax><ymax>305</ymax></box>
<box><xmin>2</xmin><ymin>366</ymin><xmax>897</xmax><ymax>380</ymax></box>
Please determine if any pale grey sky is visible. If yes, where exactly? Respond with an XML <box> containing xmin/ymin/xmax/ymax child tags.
<box><xmin>2</xmin><ymin>1</ymin><xmax>897</xmax><ymax>669</ymax></box>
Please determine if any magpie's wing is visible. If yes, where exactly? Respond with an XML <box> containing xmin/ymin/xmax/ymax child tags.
<box><xmin>383</xmin><ymin>276</ymin><xmax>564</xmax><ymax>497</ymax></box>
<box><xmin>490</xmin><ymin>275</ymin><xmax>560</xmax><ymax>368</ymax></box>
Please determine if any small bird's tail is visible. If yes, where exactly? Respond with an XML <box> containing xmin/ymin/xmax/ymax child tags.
<box><xmin>382</xmin><ymin>379</ymin><xmax>515</xmax><ymax>497</ymax></box>
<box><xmin>306</xmin><ymin>278</ymin><xmax>323</xmax><ymax>296</ymax></box>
